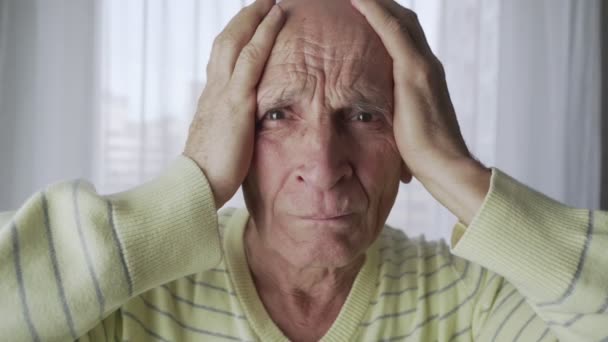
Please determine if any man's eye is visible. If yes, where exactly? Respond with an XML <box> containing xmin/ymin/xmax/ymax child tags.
<box><xmin>264</xmin><ymin>110</ymin><xmax>286</xmax><ymax>121</ymax></box>
<box><xmin>352</xmin><ymin>112</ymin><xmax>375</xmax><ymax>122</ymax></box>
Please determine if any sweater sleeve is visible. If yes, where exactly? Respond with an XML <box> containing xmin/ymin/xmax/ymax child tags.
<box><xmin>450</xmin><ymin>167</ymin><xmax>608</xmax><ymax>341</ymax></box>
<box><xmin>0</xmin><ymin>155</ymin><xmax>223</xmax><ymax>341</ymax></box>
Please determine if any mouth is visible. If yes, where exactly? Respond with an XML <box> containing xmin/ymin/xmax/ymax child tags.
<box><xmin>296</xmin><ymin>213</ymin><xmax>356</xmax><ymax>223</ymax></box>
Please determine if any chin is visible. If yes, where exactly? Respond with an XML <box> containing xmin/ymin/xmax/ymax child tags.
<box><xmin>275</xmin><ymin>219</ymin><xmax>375</xmax><ymax>268</ymax></box>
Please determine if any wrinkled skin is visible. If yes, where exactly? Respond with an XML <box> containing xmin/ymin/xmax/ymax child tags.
<box><xmin>243</xmin><ymin>0</ymin><xmax>405</xmax><ymax>272</ymax></box>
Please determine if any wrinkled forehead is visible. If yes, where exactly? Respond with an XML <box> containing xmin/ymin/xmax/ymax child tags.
<box><xmin>257</xmin><ymin>0</ymin><xmax>393</xmax><ymax>105</ymax></box>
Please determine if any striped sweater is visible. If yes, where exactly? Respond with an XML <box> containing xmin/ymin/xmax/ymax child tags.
<box><xmin>0</xmin><ymin>156</ymin><xmax>606</xmax><ymax>341</ymax></box>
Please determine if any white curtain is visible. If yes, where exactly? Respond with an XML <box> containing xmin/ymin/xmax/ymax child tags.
<box><xmin>0</xmin><ymin>0</ymin><xmax>97</xmax><ymax>206</ymax></box>
<box><xmin>0</xmin><ymin>0</ymin><xmax>602</xmax><ymax>242</ymax></box>
<box><xmin>495</xmin><ymin>1</ymin><xmax>602</xmax><ymax>210</ymax></box>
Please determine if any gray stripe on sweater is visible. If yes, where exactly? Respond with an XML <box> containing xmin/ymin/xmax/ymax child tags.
<box><xmin>477</xmin><ymin>273</ymin><xmax>501</xmax><ymax>316</ymax></box>
<box><xmin>140</xmin><ymin>297</ymin><xmax>248</xmax><ymax>341</ymax></box>
<box><xmin>363</xmin><ymin>262</ymin><xmax>482</xmax><ymax>329</ymax></box>
<box><xmin>42</xmin><ymin>192</ymin><xmax>77</xmax><ymax>339</ymax></box>
<box><xmin>159</xmin><ymin>285</ymin><xmax>246</xmax><ymax>319</ymax></box>
<box><xmin>101</xmin><ymin>318</ymin><xmax>109</xmax><ymax>342</ymax></box>
<box><xmin>106</xmin><ymin>200</ymin><xmax>133</xmax><ymax>296</ymax></box>
<box><xmin>186</xmin><ymin>275</ymin><xmax>237</xmax><ymax>296</ymax></box>
<box><xmin>493</xmin><ymin>288</ymin><xmax>518</xmax><ymax>315</ymax></box>
<box><xmin>418</xmin><ymin>261</ymin><xmax>470</xmax><ymax>300</ymax></box>
<box><xmin>535</xmin><ymin>327</ymin><xmax>551</xmax><ymax>342</ymax></box>
<box><xmin>377</xmin><ymin>314</ymin><xmax>438</xmax><ymax>341</ymax></box>
<box><xmin>492</xmin><ymin>297</ymin><xmax>526</xmax><ymax>341</ymax></box>
<box><xmin>11</xmin><ymin>221</ymin><xmax>41</xmax><ymax>342</ymax></box>
<box><xmin>72</xmin><ymin>180</ymin><xmax>106</xmax><ymax>319</ymax></box>
<box><xmin>359</xmin><ymin>307</ymin><xmax>417</xmax><ymax>327</ymax></box>
<box><xmin>383</xmin><ymin>259</ymin><xmax>452</xmax><ymax>280</ymax></box>
<box><xmin>370</xmin><ymin>259</ymin><xmax>470</xmax><ymax>305</ymax></box>
<box><xmin>122</xmin><ymin>311</ymin><xmax>170</xmax><ymax>342</ymax></box>
<box><xmin>538</xmin><ymin>211</ymin><xmax>594</xmax><ymax>307</ymax></box>
<box><xmin>448</xmin><ymin>325</ymin><xmax>471</xmax><ymax>342</ymax></box>
<box><xmin>381</xmin><ymin>251</ymin><xmax>446</xmax><ymax>266</ymax></box>
<box><xmin>598</xmin><ymin>295</ymin><xmax>608</xmax><ymax>313</ymax></box>
<box><xmin>439</xmin><ymin>268</ymin><xmax>486</xmax><ymax>320</ymax></box>
<box><xmin>513</xmin><ymin>313</ymin><xmax>537</xmax><ymax>342</ymax></box>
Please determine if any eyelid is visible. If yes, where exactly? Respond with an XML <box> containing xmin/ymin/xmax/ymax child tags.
<box><xmin>349</xmin><ymin>110</ymin><xmax>381</xmax><ymax>121</ymax></box>
<box><xmin>259</xmin><ymin>108</ymin><xmax>289</xmax><ymax>123</ymax></box>
<box><xmin>355</xmin><ymin>102</ymin><xmax>390</xmax><ymax>116</ymax></box>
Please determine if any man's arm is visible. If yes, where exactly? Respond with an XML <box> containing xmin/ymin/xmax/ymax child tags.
<box><xmin>0</xmin><ymin>0</ymin><xmax>285</xmax><ymax>338</ymax></box>
<box><xmin>0</xmin><ymin>156</ymin><xmax>222</xmax><ymax>341</ymax></box>
<box><xmin>449</xmin><ymin>166</ymin><xmax>608</xmax><ymax>341</ymax></box>
<box><xmin>353</xmin><ymin>0</ymin><xmax>606</xmax><ymax>339</ymax></box>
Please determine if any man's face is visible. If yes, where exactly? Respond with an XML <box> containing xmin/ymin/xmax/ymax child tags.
<box><xmin>243</xmin><ymin>0</ymin><xmax>404</xmax><ymax>268</ymax></box>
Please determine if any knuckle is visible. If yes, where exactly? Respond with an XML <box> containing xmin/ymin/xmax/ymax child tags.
<box><xmin>213</xmin><ymin>32</ymin><xmax>239</xmax><ymax>51</ymax></box>
<box><xmin>416</xmin><ymin>61</ymin><xmax>435</xmax><ymax>80</ymax></box>
<box><xmin>239</xmin><ymin>44</ymin><xmax>262</xmax><ymax>63</ymax></box>
<box><xmin>226</xmin><ymin>82</ymin><xmax>247</xmax><ymax>103</ymax></box>
<box><xmin>383</xmin><ymin>14</ymin><xmax>404</xmax><ymax>34</ymax></box>
<box><xmin>402</xmin><ymin>59</ymin><xmax>432</xmax><ymax>86</ymax></box>
<box><xmin>413</xmin><ymin>59</ymin><xmax>444</xmax><ymax>85</ymax></box>
<box><xmin>205</xmin><ymin>61</ymin><xmax>229</xmax><ymax>85</ymax></box>
<box><xmin>223</xmin><ymin>95</ymin><xmax>244</xmax><ymax>118</ymax></box>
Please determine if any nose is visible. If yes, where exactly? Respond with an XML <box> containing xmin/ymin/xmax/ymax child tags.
<box><xmin>294</xmin><ymin>122</ymin><xmax>353</xmax><ymax>191</ymax></box>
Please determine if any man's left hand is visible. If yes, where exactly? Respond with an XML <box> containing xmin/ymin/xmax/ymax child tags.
<box><xmin>352</xmin><ymin>0</ymin><xmax>492</xmax><ymax>225</ymax></box>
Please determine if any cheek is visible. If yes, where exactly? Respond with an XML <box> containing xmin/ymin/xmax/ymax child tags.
<box><xmin>353</xmin><ymin>131</ymin><xmax>401</xmax><ymax>185</ymax></box>
<box><xmin>352</xmin><ymin>134</ymin><xmax>402</xmax><ymax>219</ymax></box>
<box><xmin>245</xmin><ymin>135</ymin><xmax>293</xmax><ymax>211</ymax></box>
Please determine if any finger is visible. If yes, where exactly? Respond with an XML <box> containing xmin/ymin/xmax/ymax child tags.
<box><xmin>231</xmin><ymin>4</ymin><xmax>285</xmax><ymax>93</ymax></box>
<box><xmin>351</xmin><ymin>0</ymin><xmax>421</xmax><ymax>70</ymax></box>
<box><xmin>207</xmin><ymin>0</ymin><xmax>276</xmax><ymax>79</ymax></box>
<box><xmin>378</xmin><ymin>0</ymin><xmax>434</xmax><ymax>56</ymax></box>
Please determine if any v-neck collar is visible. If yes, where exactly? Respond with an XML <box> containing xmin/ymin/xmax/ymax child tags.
<box><xmin>223</xmin><ymin>208</ymin><xmax>380</xmax><ymax>342</ymax></box>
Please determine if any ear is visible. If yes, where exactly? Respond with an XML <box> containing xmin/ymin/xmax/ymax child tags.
<box><xmin>399</xmin><ymin>161</ymin><xmax>413</xmax><ymax>184</ymax></box>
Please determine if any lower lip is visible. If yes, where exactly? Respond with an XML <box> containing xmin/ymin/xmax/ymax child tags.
<box><xmin>298</xmin><ymin>214</ymin><xmax>355</xmax><ymax>224</ymax></box>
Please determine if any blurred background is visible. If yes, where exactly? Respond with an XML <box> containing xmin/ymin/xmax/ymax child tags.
<box><xmin>0</xmin><ymin>0</ymin><xmax>606</xmax><ymax>241</ymax></box>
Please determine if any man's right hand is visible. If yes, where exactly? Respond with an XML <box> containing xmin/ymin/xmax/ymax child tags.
<box><xmin>183</xmin><ymin>0</ymin><xmax>285</xmax><ymax>209</ymax></box>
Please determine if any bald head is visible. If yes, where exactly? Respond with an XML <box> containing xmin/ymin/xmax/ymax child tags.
<box><xmin>256</xmin><ymin>0</ymin><xmax>393</xmax><ymax>114</ymax></box>
<box><xmin>276</xmin><ymin>0</ymin><xmax>383</xmax><ymax>47</ymax></box>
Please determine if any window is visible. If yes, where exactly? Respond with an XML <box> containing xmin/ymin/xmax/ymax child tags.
<box><xmin>97</xmin><ymin>0</ymin><xmax>499</xmax><ymax>241</ymax></box>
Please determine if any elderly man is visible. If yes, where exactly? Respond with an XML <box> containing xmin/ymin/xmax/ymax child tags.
<box><xmin>1</xmin><ymin>0</ymin><xmax>606</xmax><ymax>341</ymax></box>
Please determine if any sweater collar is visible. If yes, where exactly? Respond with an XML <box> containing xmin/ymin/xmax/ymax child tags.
<box><xmin>224</xmin><ymin>208</ymin><xmax>380</xmax><ymax>341</ymax></box>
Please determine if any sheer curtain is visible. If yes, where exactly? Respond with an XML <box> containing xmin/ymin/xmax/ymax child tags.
<box><xmin>0</xmin><ymin>0</ymin><xmax>602</xmax><ymax>242</ymax></box>
<box><xmin>0</xmin><ymin>0</ymin><xmax>97</xmax><ymax>207</ymax></box>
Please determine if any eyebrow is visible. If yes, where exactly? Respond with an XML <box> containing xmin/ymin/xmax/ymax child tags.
<box><xmin>351</xmin><ymin>96</ymin><xmax>393</xmax><ymax>119</ymax></box>
<box><xmin>258</xmin><ymin>89</ymin><xmax>393</xmax><ymax>119</ymax></box>
<box><xmin>257</xmin><ymin>88</ymin><xmax>299</xmax><ymax>112</ymax></box>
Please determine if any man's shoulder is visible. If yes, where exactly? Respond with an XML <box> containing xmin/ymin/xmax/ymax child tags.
<box><xmin>379</xmin><ymin>225</ymin><xmax>450</xmax><ymax>252</ymax></box>
<box><xmin>378</xmin><ymin>225</ymin><xmax>455</xmax><ymax>269</ymax></box>
<box><xmin>378</xmin><ymin>225</ymin><xmax>483</xmax><ymax>297</ymax></box>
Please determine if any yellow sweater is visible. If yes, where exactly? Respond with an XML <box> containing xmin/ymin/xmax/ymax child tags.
<box><xmin>0</xmin><ymin>156</ymin><xmax>606</xmax><ymax>341</ymax></box>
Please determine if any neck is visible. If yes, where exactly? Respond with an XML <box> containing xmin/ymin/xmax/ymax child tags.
<box><xmin>244</xmin><ymin>219</ymin><xmax>364</xmax><ymax>310</ymax></box>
